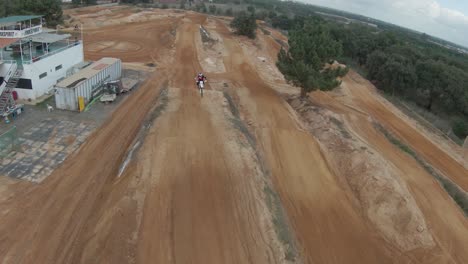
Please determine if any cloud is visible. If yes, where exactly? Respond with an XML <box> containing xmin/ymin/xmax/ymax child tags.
<box><xmin>301</xmin><ymin>0</ymin><xmax>468</xmax><ymax>47</ymax></box>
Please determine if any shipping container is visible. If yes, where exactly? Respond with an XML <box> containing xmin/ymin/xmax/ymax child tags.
<box><xmin>54</xmin><ymin>57</ymin><xmax>122</xmax><ymax>111</ymax></box>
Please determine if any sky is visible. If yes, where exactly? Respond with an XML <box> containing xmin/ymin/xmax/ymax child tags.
<box><xmin>301</xmin><ymin>0</ymin><xmax>468</xmax><ymax>47</ymax></box>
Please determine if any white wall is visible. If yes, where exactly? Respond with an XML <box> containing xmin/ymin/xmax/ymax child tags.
<box><xmin>0</xmin><ymin>62</ymin><xmax>14</xmax><ymax>77</ymax></box>
<box><xmin>15</xmin><ymin>43</ymin><xmax>84</xmax><ymax>101</ymax></box>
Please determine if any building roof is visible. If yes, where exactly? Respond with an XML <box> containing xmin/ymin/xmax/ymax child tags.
<box><xmin>0</xmin><ymin>16</ymin><xmax>42</xmax><ymax>27</ymax></box>
<box><xmin>0</xmin><ymin>38</ymin><xmax>18</xmax><ymax>48</ymax></box>
<box><xmin>31</xmin><ymin>32</ymin><xmax>71</xmax><ymax>43</ymax></box>
<box><xmin>56</xmin><ymin>58</ymin><xmax>120</xmax><ymax>88</ymax></box>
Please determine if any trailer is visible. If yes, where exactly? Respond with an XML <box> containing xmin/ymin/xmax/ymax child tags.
<box><xmin>54</xmin><ymin>57</ymin><xmax>122</xmax><ymax>111</ymax></box>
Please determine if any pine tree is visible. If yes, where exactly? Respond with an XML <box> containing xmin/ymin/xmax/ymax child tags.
<box><xmin>277</xmin><ymin>19</ymin><xmax>344</xmax><ymax>97</ymax></box>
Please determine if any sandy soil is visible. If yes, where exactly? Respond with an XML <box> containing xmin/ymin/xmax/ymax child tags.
<box><xmin>337</xmin><ymin>72</ymin><xmax>468</xmax><ymax>191</ymax></box>
<box><xmin>84</xmin><ymin>19</ymin><xmax>178</xmax><ymax>65</ymax></box>
<box><xmin>234</xmin><ymin>19</ymin><xmax>468</xmax><ymax>263</ymax></box>
<box><xmin>0</xmin><ymin>6</ymin><xmax>466</xmax><ymax>264</ymax></box>
<box><xmin>64</xmin><ymin>6</ymin><xmax>185</xmax><ymax>29</ymax></box>
<box><xmin>195</xmin><ymin>19</ymin><xmax>226</xmax><ymax>73</ymax></box>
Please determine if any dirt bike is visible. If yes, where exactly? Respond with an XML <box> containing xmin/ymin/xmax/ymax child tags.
<box><xmin>198</xmin><ymin>80</ymin><xmax>205</xmax><ymax>97</ymax></box>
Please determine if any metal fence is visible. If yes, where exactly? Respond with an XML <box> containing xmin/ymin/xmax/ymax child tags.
<box><xmin>0</xmin><ymin>126</ymin><xmax>18</xmax><ymax>157</ymax></box>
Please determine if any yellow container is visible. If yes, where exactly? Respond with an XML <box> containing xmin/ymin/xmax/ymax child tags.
<box><xmin>78</xmin><ymin>96</ymin><xmax>85</xmax><ymax>112</ymax></box>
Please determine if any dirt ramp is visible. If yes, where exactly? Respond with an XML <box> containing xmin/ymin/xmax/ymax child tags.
<box><xmin>342</xmin><ymin>72</ymin><xmax>468</xmax><ymax>191</ymax></box>
<box><xmin>288</xmin><ymin>97</ymin><xmax>434</xmax><ymax>251</ymax></box>
<box><xmin>129</xmin><ymin>88</ymin><xmax>287</xmax><ymax>263</ymax></box>
<box><xmin>195</xmin><ymin>20</ymin><xmax>227</xmax><ymax>73</ymax></box>
<box><xmin>125</xmin><ymin>19</ymin><xmax>291</xmax><ymax>263</ymax></box>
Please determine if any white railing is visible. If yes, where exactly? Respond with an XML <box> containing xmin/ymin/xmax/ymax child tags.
<box><xmin>0</xmin><ymin>25</ymin><xmax>42</xmax><ymax>38</ymax></box>
<box><xmin>23</xmin><ymin>40</ymin><xmax>82</xmax><ymax>64</ymax></box>
<box><xmin>0</xmin><ymin>61</ymin><xmax>18</xmax><ymax>95</ymax></box>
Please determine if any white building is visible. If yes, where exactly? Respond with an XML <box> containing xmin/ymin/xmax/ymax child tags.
<box><xmin>0</xmin><ymin>15</ymin><xmax>84</xmax><ymax>116</ymax></box>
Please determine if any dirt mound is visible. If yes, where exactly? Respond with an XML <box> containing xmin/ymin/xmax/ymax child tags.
<box><xmin>288</xmin><ymin>96</ymin><xmax>434</xmax><ymax>251</ymax></box>
<box><xmin>344</xmin><ymin>71</ymin><xmax>468</xmax><ymax>186</ymax></box>
<box><xmin>195</xmin><ymin>21</ymin><xmax>226</xmax><ymax>73</ymax></box>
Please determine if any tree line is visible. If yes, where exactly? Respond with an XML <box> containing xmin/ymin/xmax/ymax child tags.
<box><xmin>251</xmin><ymin>0</ymin><xmax>468</xmax><ymax>139</ymax></box>
<box><xmin>329</xmin><ymin>24</ymin><xmax>468</xmax><ymax>138</ymax></box>
<box><xmin>0</xmin><ymin>0</ymin><xmax>63</xmax><ymax>26</ymax></box>
<box><xmin>72</xmin><ymin>0</ymin><xmax>98</xmax><ymax>5</ymax></box>
<box><xmin>277</xmin><ymin>17</ymin><xmax>347</xmax><ymax>97</ymax></box>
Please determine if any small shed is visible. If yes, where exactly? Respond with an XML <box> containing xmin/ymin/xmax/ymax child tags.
<box><xmin>55</xmin><ymin>57</ymin><xmax>121</xmax><ymax>111</ymax></box>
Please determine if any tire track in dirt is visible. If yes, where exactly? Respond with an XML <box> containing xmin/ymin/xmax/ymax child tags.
<box><xmin>217</xmin><ymin>19</ymin><xmax>468</xmax><ymax>263</ymax></box>
<box><xmin>289</xmin><ymin>94</ymin><xmax>468</xmax><ymax>263</ymax></box>
<box><xmin>0</xmin><ymin>12</ymin><xmax>287</xmax><ymax>264</ymax></box>
<box><xmin>129</xmin><ymin>19</ymin><xmax>287</xmax><ymax>263</ymax></box>
<box><xmin>84</xmin><ymin>19</ymin><xmax>178</xmax><ymax>64</ymax></box>
<box><xmin>1</xmin><ymin>7</ymin><xmax>466</xmax><ymax>263</ymax></box>
<box><xmin>0</xmin><ymin>72</ymin><xmax>168</xmax><ymax>263</ymax></box>
<box><xmin>214</xmin><ymin>20</ymin><xmax>393</xmax><ymax>263</ymax></box>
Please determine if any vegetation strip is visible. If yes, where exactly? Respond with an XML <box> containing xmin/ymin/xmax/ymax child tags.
<box><xmin>223</xmin><ymin>91</ymin><xmax>298</xmax><ymax>261</ymax></box>
<box><xmin>118</xmin><ymin>85</ymin><xmax>169</xmax><ymax>178</ymax></box>
<box><xmin>374</xmin><ymin>122</ymin><xmax>468</xmax><ymax>216</ymax></box>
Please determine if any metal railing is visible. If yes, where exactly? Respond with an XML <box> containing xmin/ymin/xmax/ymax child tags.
<box><xmin>22</xmin><ymin>41</ymin><xmax>82</xmax><ymax>64</ymax></box>
<box><xmin>0</xmin><ymin>61</ymin><xmax>18</xmax><ymax>94</ymax></box>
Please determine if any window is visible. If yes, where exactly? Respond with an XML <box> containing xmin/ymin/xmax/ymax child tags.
<box><xmin>55</xmin><ymin>65</ymin><xmax>63</xmax><ymax>71</ymax></box>
<box><xmin>16</xmin><ymin>79</ymin><xmax>32</xmax><ymax>90</ymax></box>
<box><xmin>39</xmin><ymin>72</ymin><xmax>47</xmax><ymax>79</ymax></box>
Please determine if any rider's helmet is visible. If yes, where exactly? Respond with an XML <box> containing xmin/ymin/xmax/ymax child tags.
<box><xmin>198</xmin><ymin>73</ymin><xmax>203</xmax><ymax>77</ymax></box>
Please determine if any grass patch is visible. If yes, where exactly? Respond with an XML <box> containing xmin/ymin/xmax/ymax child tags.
<box><xmin>385</xmin><ymin>94</ymin><xmax>465</xmax><ymax>146</ymax></box>
<box><xmin>145</xmin><ymin>84</ymin><xmax>169</xmax><ymax>129</ymax></box>
<box><xmin>374</xmin><ymin>122</ymin><xmax>468</xmax><ymax>216</ymax></box>
<box><xmin>35</xmin><ymin>95</ymin><xmax>55</xmax><ymax>110</ymax></box>
<box><xmin>260</xmin><ymin>27</ymin><xmax>271</xmax><ymax>35</ymax></box>
<box><xmin>264</xmin><ymin>185</ymin><xmax>297</xmax><ymax>261</ymax></box>
<box><xmin>223</xmin><ymin>91</ymin><xmax>297</xmax><ymax>260</ymax></box>
<box><xmin>329</xmin><ymin>117</ymin><xmax>352</xmax><ymax>139</ymax></box>
<box><xmin>223</xmin><ymin>91</ymin><xmax>256</xmax><ymax>148</ymax></box>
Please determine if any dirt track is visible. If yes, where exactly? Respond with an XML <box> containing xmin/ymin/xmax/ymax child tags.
<box><xmin>0</xmin><ymin>7</ymin><xmax>467</xmax><ymax>264</ymax></box>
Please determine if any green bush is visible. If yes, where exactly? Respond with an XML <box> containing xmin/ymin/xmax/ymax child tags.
<box><xmin>225</xmin><ymin>8</ymin><xmax>233</xmax><ymax>16</ymax></box>
<box><xmin>256</xmin><ymin>10</ymin><xmax>268</xmax><ymax>20</ymax></box>
<box><xmin>209</xmin><ymin>5</ymin><xmax>216</xmax><ymax>14</ymax></box>
<box><xmin>195</xmin><ymin>3</ymin><xmax>207</xmax><ymax>13</ymax></box>
<box><xmin>452</xmin><ymin>118</ymin><xmax>468</xmax><ymax>139</ymax></box>
<box><xmin>230</xmin><ymin>11</ymin><xmax>257</xmax><ymax>39</ymax></box>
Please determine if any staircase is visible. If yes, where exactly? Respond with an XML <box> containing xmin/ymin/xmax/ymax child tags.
<box><xmin>0</xmin><ymin>62</ymin><xmax>21</xmax><ymax>116</ymax></box>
